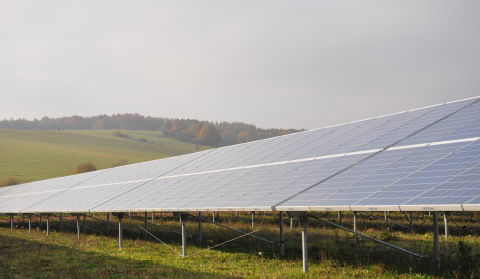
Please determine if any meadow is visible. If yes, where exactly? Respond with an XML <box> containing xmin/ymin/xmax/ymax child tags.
<box><xmin>0</xmin><ymin>129</ymin><xmax>208</xmax><ymax>183</ymax></box>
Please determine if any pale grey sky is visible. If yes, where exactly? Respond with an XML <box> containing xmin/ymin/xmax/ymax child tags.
<box><xmin>0</xmin><ymin>0</ymin><xmax>479</xmax><ymax>129</ymax></box>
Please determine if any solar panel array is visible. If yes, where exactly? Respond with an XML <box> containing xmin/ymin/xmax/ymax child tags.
<box><xmin>1</xmin><ymin>97</ymin><xmax>479</xmax><ymax>214</ymax></box>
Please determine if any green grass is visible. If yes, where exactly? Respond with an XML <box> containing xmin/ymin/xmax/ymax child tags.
<box><xmin>1</xmin><ymin>212</ymin><xmax>479</xmax><ymax>278</ymax></box>
<box><xmin>0</xmin><ymin>129</ymin><xmax>208</xmax><ymax>183</ymax></box>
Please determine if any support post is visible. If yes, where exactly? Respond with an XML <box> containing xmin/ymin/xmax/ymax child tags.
<box><xmin>353</xmin><ymin>211</ymin><xmax>357</xmax><ymax>232</ymax></box>
<box><xmin>300</xmin><ymin>214</ymin><xmax>309</xmax><ymax>273</ymax></box>
<box><xmin>279</xmin><ymin>212</ymin><xmax>285</xmax><ymax>257</ymax></box>
<box><xmin>290</xmin><ymin>217</ymin><xmax>294</xmax><ymax>231</ymax></box>
<box><xmin>180</xmin><ymin>213</ymin><xmax>187</xmax><ymax>257</ymax></box>
<box><xmin>338</xmin><ymin>212</ymin><xmax>342</xmax><ymax>224</ymax></box>
<box><xmin>433</xmin><ymin>211</ymin><xmax>441</xmax><ymax>274</ymax></box>
<box><xmin>144</xmin><ymin>211</ymin><xmax>148</xmax><ymax>240</ymax></box>
<box><xmin>46</xmin><ymin>214</ymin><xmax>50</xmax><ymax>236</ymax></box>
<box><xmin>118</xmin><ymin>214</ymin><xmax>124</xmax><ymax>250</ymax></box>
<box><xmin>384</xmin><ymin>211</ymin><xmax>388</xmax><ymax>222</ymax></box>
<box><xmin>212</xmin><ymin>212</ymin><xmax>216</xmax><ymax>223</ymax></box>
<box><xmin>39</xmin><ymin>214</ymin><xmax>42</xmax><ymax>230</ymax></box>
<box><xmin>76</xmin><ymin>215</ymin><xmax>81</xmax><ymax>240</ymax></box>
<box><xmin>443</xmin><ymin>212</ymin><xmax>448</xmax><ymax>240</ymax></box>
<box><xmin>22</xmin><ymin>214</ymin><xmax>25</xmax><ymax>228</ymax></box>
<box><xmin>151</xmin><ymin>212</ymin><xmax>154</xmax><ymax>222</ymax></box>
<box><xmin>9</xmin><ymin>215</ymin><xmax>14</xmax><ymax>232</ymax></box>
<box><xmin>197</xmin><ymin>212</ymin><xmax>203</xmax><ymax>245</ymax></box>
<box><xmin>28</xmin><ymin>215</ymin><xmax>32</xmax><ymax>234</ymax></box>
<box><xmin>251</xmin><ymin>211</ymin><xmax>255</xmax><ymax>229</ymax></box>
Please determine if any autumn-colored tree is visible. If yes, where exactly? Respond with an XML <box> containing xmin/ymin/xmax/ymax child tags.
<box><xmin>197</xmin><ymin>123</ymin><xmax>221</xmax><ymax>145</ymax></box>
<box><xmin>74</xmin><ymin>162</ymin><xmax>97</xmax><ymax>174</ymax></box>
<box><xmin>236</xmin><ymin>131</ymin><xmax>250</xmax><ymax>143</ymax></box>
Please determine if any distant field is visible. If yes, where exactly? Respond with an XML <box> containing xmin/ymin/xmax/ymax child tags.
<box><xmin>0</xmin><ymin>129</ymin><xmax>209</xmax><ymax>183</ymax></box>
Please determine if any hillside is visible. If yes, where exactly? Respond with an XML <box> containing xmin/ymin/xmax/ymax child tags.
<box><xmin>0</xmin><ymin>129</ymin><xmax>209</xmax><ymax>184</ymax></box>
<box><xmin>0</xmin><ymin>114</ymin><xmax>301</xmax><ymax>146</ymax></box>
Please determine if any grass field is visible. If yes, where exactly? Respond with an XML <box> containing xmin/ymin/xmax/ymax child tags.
<box><xmin>1</xmin><ymin>212</ymin><xmax>480</xmax><ymax>278</ymax></box>
<box><xmin>0</xmin><ymin>129</ymin><xmax>208</xmax><ymax>183</ymax></box>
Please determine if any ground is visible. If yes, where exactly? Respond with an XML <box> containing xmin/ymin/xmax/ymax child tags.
<box><xmin>1</xmin><ymin>212</ymin><xmax>479</xmax><ymax>278</ymax></box>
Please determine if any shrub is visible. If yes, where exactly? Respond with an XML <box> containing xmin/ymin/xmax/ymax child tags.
<box><xmin>0</xmin><ymin>176</ymin><xmax>19</xmax><ymax>187</ymax></box>
<box><xmin>451</xmin><ymin>241</ymin><xmax>480</xmax><ymax>278</ymax></box>
<box><xmin>74</xmin><ymin>162</ymin><xmax>97</xmax><ymax>174</ymax></box>
<box><xmin>112</xmin><ymin>160</ymin><xmax>129</xmax><ymax>167</ymax></box>
<box><xmin>112</xmin><ymin>131</ymin><xmax>131</xmax><ymax>139</ymax></box>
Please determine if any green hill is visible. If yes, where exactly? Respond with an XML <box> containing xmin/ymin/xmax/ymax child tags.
<box><xmin>0</xmin><ymin>129</ymin><xmax>209</xmax><ymax>183</ymax></box>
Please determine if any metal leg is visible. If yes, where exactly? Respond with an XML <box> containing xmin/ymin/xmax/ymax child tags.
<box><xmin>118</xmin><ymin>214</ymin><xmax>123</xmax><ymax>250</ymax></box>
<box><xmin>10</xmin><ymin>215</ymin><xmax>14</xmax><ymax>232</ymax></box>
<box><xmin>279</xmin><ymin>212</ymin><xmax>285</xmax><ymax>257</ymax></box>
<box><xmin>212</xmin><ymin>212</ymin><xmax>215</xmax><ymax>223</ymax></box>
<box><xmin>290</xmin><ymin>217</ymin><xmax>293</xmax><ymax>231</ymax></box>
<box><xmin>433</xmin><ymin>212</ymin><xmax>440</xmax><ymax>274</ymax></box>
<box><xmin>384</xmin><ymin>211</ymin><xmax>388</xmax><ymax>222</ymax></box>
<box><xmin>76</xmin><ymin>215</ymin><xmax>81</xmax><ymax>240</ymax></box>
<box><xmin>251</xmin><ymin>212</ymin><xmax>255</xmax><ymax>229</ymax></box>
<box><xmin>197</xmin><ymin>212</ymin><xmax>203</xmax><ymax>245</ymax></box>
<box><xmin>300</xmin><ymin>214</ymin><xmax>308</xmax><ymax>273</ymax></box>
<box><xmin>180</xmin><ymin>214</ymin><xmax>187</xmax><ymax>257</ymax></box>
<box><xmin>151</xmin><ymin>212</ymin><xmax>154</xmax><ymax>222</ymax></box>
<box><xmin>28</xmin><ymin>215</ymin><xmax>32</xmax><ymax>234</ymax></box>
<box><xmin>443</xmin><ymin>212</ymin><xmax>448</xmax><ymax>240</ymax></box>
<box><xmin>353</xmin><ymin>211</ymin><xmax>357</xmax><ymax>232</ymax></box>
<box><xmin>46</xmin><ymin>215</ymin><xmax>50</xmax><ymax>236</ymax></box>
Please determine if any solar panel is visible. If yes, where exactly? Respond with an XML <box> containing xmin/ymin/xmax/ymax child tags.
<box><xmin>21</xmin><ymin>150</ymin><xmax>212</xmax><ymax>213</ymax></box>
<box><xmin>0</xmin><ymin>96</ymin><xmax>479</xmax><ymax>214</ymax></box>
<box><xmin>92</xmin><ymin>153</ymin><xmax>372</xmax><ymax>212</ymax></box>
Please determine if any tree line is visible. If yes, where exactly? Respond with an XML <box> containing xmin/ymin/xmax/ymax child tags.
<box><xmin>0</xmin><ymin>114</ymin><xmax>302</xmax><ymax>146</ymax></box>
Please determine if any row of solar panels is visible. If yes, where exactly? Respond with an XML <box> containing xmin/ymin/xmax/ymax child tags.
<box><xmin>0</xmin><ymin>96</ymin><xmax>479</xmax><ymax>213</ymax></box>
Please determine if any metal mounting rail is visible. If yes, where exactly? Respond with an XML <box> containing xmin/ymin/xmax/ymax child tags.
<box><xmin>192</xmin><ymin>214</ymin><xmax>275</xmax><ymax>245</ymax></box>
<box><xmin>312</xmin><ymin>216</ymin><xmax>424</xmax><ymax>259</ymax></box>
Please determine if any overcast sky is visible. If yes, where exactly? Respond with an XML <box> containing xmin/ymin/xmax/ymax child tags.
<box><xmin>0</xmin><ymin>1</ymin><xmax>479</xmax><ymax>129</ymax></box>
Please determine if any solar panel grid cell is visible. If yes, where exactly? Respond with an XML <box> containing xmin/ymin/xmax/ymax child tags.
<box><xmin>1</xmin><ymin>96</ymin><xmax>479</xmax><ymax>213</ymax></box>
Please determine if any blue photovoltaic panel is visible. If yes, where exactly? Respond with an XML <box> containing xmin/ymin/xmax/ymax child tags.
<box><xmin>394</xmin><ymin>99</ymin><xmax>480</xmax><ymax>146</ymax></box>
<box><xmin>0</xmin><ymin>170</ymin><xmax>107</xmax><ymax>212</ymax></box>
<box><xmin>22</xmin><ymin>150</ymin><xmax>212</xmax><ymax>213</ymax></box>
<box><xmin>402</xmin><ymin>140</ymin><xmax>480</xmax><ymax>207</ymax></box>
<box><xmin>277</xmin><ymin>141</ymin><xmax>474</xmax><ymax>210</ymax></box>
<box><xmin>0</xmin><ymin>96</ymin><xmax>479</xmax><ymax>213</ymax></box>
<box><xmin>92</xmin><ymin>153</ymin><xmax>372</xmax><ymax>212</ymax></box>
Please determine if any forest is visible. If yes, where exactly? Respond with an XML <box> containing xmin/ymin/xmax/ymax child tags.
<box><xmin>0</xmin><ymin>114</ymin><xmax>302</xmax><ymax>146</ymax></box>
